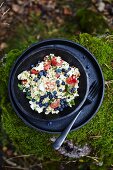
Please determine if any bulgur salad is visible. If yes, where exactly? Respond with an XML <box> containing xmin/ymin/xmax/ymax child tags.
<box><xmin>17</xmin><ymin>54</ymin><xmax>80</xmax><ymax>115</ymax></box>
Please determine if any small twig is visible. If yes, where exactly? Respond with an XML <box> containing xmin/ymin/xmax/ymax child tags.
<box><xmin>2</xmin><ymin>22</ymin><xmax>10</xmax><ymax>25</ymax></box>
<box><xmin>1</xmin><ymin>8</ymin><xmax>10</xmax><ymax>17</ymax></box>
<box><xmin>29</xmin><ymin>163</ymin><xmax>42</xmax><ymax>169</ymax></box>
<box><xmin>6</xmin><ymin>154</ymin><xmax>35</xmax><ymax>161</ymax></box>
<box><xmin>105</xmin><ymin>80</ymin><xmax>113</xmax><ymax>84</ymax></box>
<box><xmin>103</xmin><ymin>63</ymin><xmax>110</xmax><ymax>69</ymax></box>
<box><xmin>105</xmin><ymin>80</ymin><xmax>113</xmax><ymax>88</ymax></box>
<box><xmin>105</xmin><ymin>35</ymin><xmax>113</xmax><ymax>42</ymax></box>
<box><xmin>65</xmin><ymin>160</ymin><xmax>77</xmax><ymax>165</ymax></box>
<box><xmin>2</xmin><ymin>166</ymin><xmax>28</xmax><ymax>170</ymax></box>
<box><xmin>0</xmin><ymin>2</ymin><xmax>4</xmax><ymax>9</ymax></box>
<box><xmin>3</xmin><ymin>156</ymin><xmax>17</xmax><ymax>167</ymax></box>
<box><xmin>105</xmin><ymin>35</ymin><xmax>113</xmax><ymax>39</ymax></box>
<box><xmin>86</xmin><ymin>155</ymin><xmax>99</xmax><ymax>163</ymax></box>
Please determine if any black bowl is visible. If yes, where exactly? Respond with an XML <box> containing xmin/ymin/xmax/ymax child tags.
<box><xmin>10</xmin><ymin>46</ymin><xmax>89</xmax><ymax>121</ymax></box>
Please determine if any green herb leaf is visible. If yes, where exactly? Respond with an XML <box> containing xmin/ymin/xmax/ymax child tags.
<box><xmin>26</xmin><ymin>96</ymin><xmax>32</xmax><ymax>100</ymax></box>
<box><xmin>48</xmin><ymin>55</ymin><xmax>51</xmax><ymax>60</ymax></box>
<box><xmin>70</xmin><ymin>100</ymin><xmax>75</xmax><ymax>106</ymax></box>
<box><xmin>18</xmin><ymin>83</ymin><xmax>24</xmax><ymax>91</ymax></box>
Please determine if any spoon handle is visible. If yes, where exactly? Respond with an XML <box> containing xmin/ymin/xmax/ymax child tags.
<box><xmin>53</xmin><ymin>110</ymin><xmax>82</xmax><ymax>150</ymax></box>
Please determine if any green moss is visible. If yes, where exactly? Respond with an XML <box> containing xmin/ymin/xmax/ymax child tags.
<box><xmin>76</xmin><ymin>9</ymin><xmax>109</xmax><ymax>34</ymax></box>
<box><xmin>1</xmin><ymin>34</ymin><xmax>113</xmax><ymax>165</ymax></box>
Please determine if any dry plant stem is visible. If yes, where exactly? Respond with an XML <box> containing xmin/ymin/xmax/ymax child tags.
<box><xmin>0</xmin><ymin>2</ymin><xmax>4</xmax><ymax>9</ymax></box>
<box><xmin>6</xmin><ymin>154</ymin><xmax>35</xmax><ymax>161</ymax></box>
<box><xmin>2</xmin><ymin>166</ymin><xmax>28</xmax><ymax>170</ymax></box>
<box><xmin>105</xmin><ymin>35</ymin><xmax>113</xmax><ymax>42</ymax></box>
<box><xmin>105</xmin><ymin>80</ymin><xmax>113</xmax><ymax>88</ymax></box>
<box><xmin>89</xmin><ymin>135</ymin><xmax>102</xmax><ymax>139</ymax></box>
<box><xmin>3</xmin><ymin>157</ymin><xmax>17</xmax><ymax>167</ymax></box>
<box><xmin>86</xmin><ymin>155</ymin><xmax>100</xmax><ymax>163</ymax></box>
<box><xmin>0</xmin><ymin>2</ymin><xmax>10</xmax><ymax>26</ymax></box>
<box><xmin>1</xmin><ymin>8</ymin><xmax>10</xmax><ymax>18</ymax></box>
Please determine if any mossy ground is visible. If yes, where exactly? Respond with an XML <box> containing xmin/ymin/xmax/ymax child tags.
<box><xmin>0</xmin><ymin>34</ymin><xmax>113</xmax><ymax>167</ymax></box>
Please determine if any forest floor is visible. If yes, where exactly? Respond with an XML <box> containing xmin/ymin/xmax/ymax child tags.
<box><xmin>0</xmin><ymin>0</ymin><xmax>113</xmax><ymax>53</ymax></box>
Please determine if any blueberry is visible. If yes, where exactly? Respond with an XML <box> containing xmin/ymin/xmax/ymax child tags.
<box><xmin>60</xmin><ymin>99</ymin><xmax>64</xmax><ymax>103</ymax></box>
<box><xmin>59</xmin><ymin>108</ymin><xmax>63</xmax><ymax>111</ymax></box>
<box><xmin>62</xmin><ymin>105</ymin><xmax>65</xmax><ymax>108</ymax></box>
<box><xmin>44</xmin><ymin>94</ymin><xmax>47</xmax><ymax>98</ymax></box>
<box><xmin>31</xmin><ymin>64</ymin><xmax>34</xmax><ymax>68</ymax></box>
<box><xmin>33</xmin><ymin>78</ymin><xmax>38</xmax><ymax>82</ymax></box>
<box><xmin>65</xmin><ymin>69</ymin><xmax>68</xmax><ymax>73</ymax></box>
<box><xmin>68</xmin><ymin>67</ymin><xmax>71</xmax><ymax>71</ymax></box>
<box><xmin>40</xmin><ymin>98</ymin><xmax>43</xmax><ymax>102</ymax></box>
<box><xmin>40</xmin><ymin>96</ymin><xmax>44</xmax><ymax>99</ymax></box>
<box><xmin>64</xmin><ymin>73</ymin><xmax>68</xmax><ymax>77</ymax></box>
<box><xmin>26</xmin><ymin>92</ymin><xmax>30</xmax><ymax>96</ymax></box>
<box><xmin>59</xmin><ymin>89</ymin><xmax>62</xmax><ymax>92</ymax></box>
<box><xmin>38</xmin><ymin>75</ymin><xmax>41</xmax><ymax>79</ymax></box>
<box><xmin>53</xmin><ymin>91</ymin><xmax>57</xmax><ymax>95</ymax></box>
<box><xmin>43</xmin><ymin>71</ymin><xmax>47</xmax><ymax>76</ymax></box>
<box><xmin>36</xmin><ymin>78</ymin><xmax>39</xmax><ymax>82</ymax></box>
<box><xmin>39</xmin><ymin>71</ymin><xmax>43</xmax><ymax>76</ymax></box>
<box><xmin>70</xmin><ymin>88</ymin><xmax>76</xmax><ymax>93</ymax></box>
<box><xmin>56</xmin><ymin>68</ymin><xmax>61</xmax><ymax>73</ymax></box>
<box><xmin>54</xmin><ymin>95</ymin><xmax>58</xmax><ymax>99</ymax></box>
<box><xmin>25</xmin><ymin>87</ymin><xmax>29</xmax><ymax>91</ymax></box>
<box><xmin>44</xmin><ymin>103</ymin><xmax>49</xmax><ymax>107</ymax></box>
<box><xmin>57</xmin><ymin>107</ymin><xmax>60</xmax><ymax>111</ymax></box>
<box><xmin>32</xmin><ymin>99</ymin><xmax>35</xmax><ymax>102</ymax></box>
<box><xmin>70</xmin><ymin>89</ymin><xmax>74</xmax><ymax>93</ymax></box>
<box><xmin>56</xmin><ymin>80</ymin><xmax>60</xmax><ymax>84</ymax></box>
<box><xmin>62</xmin><ymin>68</ymin><xmax>65</xmax><ymax>72</ymax></box>
<box><xmin>57</xmin><ymin>84</ymin><xmax>60</xmax><ymax>87</ymax></box>
<box><xmin>43</xmin><ymin>108</ymin><xmax>46</xmax><ymax>112</ymax></box>
<box><xmin>60</xmin><ymin>102</ymin><xmax>63</xmax><ymax>106</ymax></box>
<box><xmin>36</xmin><ymin>102</ymin><xmax>39</xmax><ymax>105</ymax></box>
<box><xmin>39</xmin><ymin>103</ymin><xmax>42</xmax><ymax>107</ymax></box>
<box><xmin>49</xmin><ymin>94</ymin><xmax>53</xmax><ymax>99</ymax></box>
<box><xmin>73</xmin><ymin>87</ymin><xmax>76</xmax><ymax>91</ymax></box>
<box><xmin>63</xmin><ymin>98</ymin><xmax>66</xmax><ymax>102</ymax></box>
<box><xmin>62</xmin><ymin>81</ymin><xmax>65</xmax><ymax>85</ymax></box>
<box><xmin>47</xmin><ymin>92</ymin><xmax>50</xmax><ymax>96</ymax></box>
<box><xmin>54</xmin><ymin>108</ymin><xmax>58</xmax><ymax>111</ymax></box>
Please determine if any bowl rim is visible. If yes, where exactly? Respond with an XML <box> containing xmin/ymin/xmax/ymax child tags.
<box><xmin>9</xmin><ymin>46</ymin><xmax>89</xmax><ymax>121</ymax></box>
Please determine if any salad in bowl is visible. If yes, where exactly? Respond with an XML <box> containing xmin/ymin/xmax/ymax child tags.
<box><xmin>18</xmin><ymin>54</ymin><xmax>80</xmax><ymax>115</ymax></box>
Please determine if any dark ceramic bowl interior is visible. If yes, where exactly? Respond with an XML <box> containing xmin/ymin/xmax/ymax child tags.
<box><xmin>10</xmin><ymin>47</ymin><xmax>89</xmax><ymax>120</ymax></box>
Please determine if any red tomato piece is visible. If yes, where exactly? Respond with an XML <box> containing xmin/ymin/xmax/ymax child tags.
<box><xmin>66</xmin><ymin>77</ymin><xmax>73</xmax><ymax>84</ymax></box>
<box><xmin>66</xmin><ymin>75</ymin><xmax>77</xmax><ymax>84</ymax></box>
<box><xmin>21</xmin><ymin>80</ymin><xmax>27</xmax><ymax>85</ymax></box>
<box><xmin>51</xmin><ymin>57</ymin><xmax>63</xmax><ymax>66</ymax></box>
<box><xmin>56</xmin><ymin>59</ymin><xmax>63</xmax><ymax>66</ymax></box>
<box><xmin>44</xmin><ymin>62</ymin><xmax>51</xmax><ymax>70</ymax></box>
<box><xmin>31</xmin><ymin>69</ymin><xmax>38</xmax><ymax>74</ymax></box>
<box><xmin>72</xmin><ymin>75</ymin><xmax>77</xmax><ymax>83</ymax></box>
<box><xmin>51</xmin><ymin>57</ymin><xmax>57</xmax><ymax>66</ymax></box>
<box><xmin>55</xmin><ymin>74</ymin><xmax>60</xmax><ymax>78</ymax></box>
<box><xmin>50</xmin><ymin>99</ymin><xmax>60</xmax><ymax>109</ymax></box>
